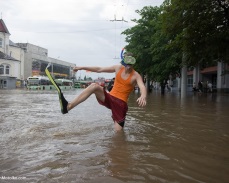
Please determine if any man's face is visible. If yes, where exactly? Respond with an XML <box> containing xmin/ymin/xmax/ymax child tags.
<box><xmin>125</xmin><ymin>64</ymin><xmax>133</xmax><ymax>71</ymax></box>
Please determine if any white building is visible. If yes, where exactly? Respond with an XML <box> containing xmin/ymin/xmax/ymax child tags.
<box><xmin>0</xmin><ymin>19</ymin><xmax>21</xmax><ymax>89</ymax></box>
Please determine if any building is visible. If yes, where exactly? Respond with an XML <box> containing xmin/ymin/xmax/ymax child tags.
<box><xmin>0</xmin><ymin>19</ymin><xmax>76</xmax><ymax>89</ymax></box>
<box><xmin>0</xmin><ymin>19</ymin><xmax>20</xmax><ymax>89</ymax></box>
<box><xmin>167</xmin><ymin>62</ymin><xmax>229</xmax><ymax>93</ymax></box>
<box><xmin>16</xmin><ymin>43</ymin><xmax>76</xmax><ymax>80</ymax></box>
<box><xmin>188</xmin><ymin>63</ymin><xmax>229</xmax><ymax>93</ymax></box>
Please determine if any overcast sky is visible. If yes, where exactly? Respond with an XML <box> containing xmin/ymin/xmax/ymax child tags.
<box><xmin>1</xmin><ymin>0</ymin><xmax>164</xmax><ymax>79</ymax></box>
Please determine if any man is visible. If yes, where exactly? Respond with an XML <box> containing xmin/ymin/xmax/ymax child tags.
<box><xmin>60</xmin><ymin>54</ymin><xmax>147</xmax><ymax>130</ymax></box>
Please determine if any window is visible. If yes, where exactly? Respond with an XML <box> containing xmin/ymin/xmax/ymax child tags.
<box><xmin>0</xmin><ymin>79</ymin><xmax>3</xmax><ymax>88</ymax></box>
<box><xmin>0</xmin><ymin>64</ymin><xmax>10</xmax><ymax>75</ymax></box>
<box><xmin>3</xmin><ymin>80</ymin><xmax>7</xmax><ymax>88</ymax></box>
<box><xmin>0</xmin><ymin>38</ymin><xmax>2</xmax><ymax>48</ymax></box>
<box><xmin>0</xmin><ymin>65</ymin><xmax>4</xmax><ymax>74</ymax></box>
<box><xmin>187</xmin><ymin>75</ymin><xmax>193</xmax><ymax>87</ymax></box>
<box><xmin>6</xmin><ymin>65</ymin><xmax>10</xmax><ymax>74</ymax></box>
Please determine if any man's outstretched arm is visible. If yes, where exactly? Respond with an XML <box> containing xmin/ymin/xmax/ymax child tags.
<box><xmin>73</xmin><ymin>65</ymin><xmax>117</xmax><ymax>73</ymax></box>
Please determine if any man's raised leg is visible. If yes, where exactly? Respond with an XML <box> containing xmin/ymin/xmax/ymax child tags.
<box><xmin>67</xmin><ymin>83</ymin><xmax>105</xmax><ymax>111</ymax></box>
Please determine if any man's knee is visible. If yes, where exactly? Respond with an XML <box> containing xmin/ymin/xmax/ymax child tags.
<box><xmin>88</xmin><ymin>83</ymin><xmax>103</xmax><ymax>93</ymax></box>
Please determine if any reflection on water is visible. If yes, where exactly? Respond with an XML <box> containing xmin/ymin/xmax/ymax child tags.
<box><xmin>0</xmin><ymin>89</ymin><xmax>228</xmax><ymax>183</ymax></box>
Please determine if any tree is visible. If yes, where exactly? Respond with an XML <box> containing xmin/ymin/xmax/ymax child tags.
<box><xmin>122</xmin><ymin>0</ymin><xmax>229</xmax><ymax>94</ymax></box>
<box><xmin>122</xmin><ymin>6</ymin><xmax>181</xmax><ymax>94</ymax></box>
<box><xmin>162</xmin><ymin>0</ymin><xmax>229</xmax><ymax>66</ymax></box>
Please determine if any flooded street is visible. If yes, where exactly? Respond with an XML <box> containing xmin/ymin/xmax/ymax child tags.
<box><xmin>0</xmin><ymin>89</ymin><xmax>229</xmax><ymax>183</ymax></box>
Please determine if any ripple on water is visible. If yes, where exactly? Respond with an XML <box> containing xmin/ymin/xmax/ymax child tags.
<box><xmin>0</xmin><ymin>90</ymin><xmax>229</xmax><ymax>182</ymax></box>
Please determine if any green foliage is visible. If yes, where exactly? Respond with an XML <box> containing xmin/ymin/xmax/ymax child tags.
<box><xmin>83</xmin><ymin>76</ymin><xmax>92</xmax><ymax>81</ymax></box>
<box><xmin>163</xmin><ymin>0</ymin><xmax>229</xmax><ymax>65</ymax></box>
<box><xmin>122</xmin><ymin>5</ymin><xmax>181</xmax><ymax>82</ymax></box>
<box><xmin>122</xmin><ymin>0</ymin><xmax>229</xmax><ymax>82</ymax></box>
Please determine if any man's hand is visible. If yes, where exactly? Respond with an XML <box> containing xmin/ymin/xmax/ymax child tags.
<box><xmin>136</xmin><ymin>96</ymin><xmax>146</xmax><ymax>107</ymax></box>
<box><xmin>73</xmin><ymin>67</ymin><xmax>81</xmax><ymax>72</ymax></box>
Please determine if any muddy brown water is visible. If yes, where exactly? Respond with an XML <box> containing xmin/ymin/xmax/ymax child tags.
<box><xmin>0</xmin><ymin>89</ymin><xmax>228</xmax><ymax>183</ymax></box>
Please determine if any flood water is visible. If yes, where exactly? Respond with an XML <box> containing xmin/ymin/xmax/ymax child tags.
<box><xmin>0</xmin><ymin>89</ymin><xmax>229</xmax><ymax>183</ymax></box>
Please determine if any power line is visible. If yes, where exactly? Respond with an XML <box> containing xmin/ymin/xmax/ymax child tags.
<box><xmin>13</xmin><ymin>27</ymin><xmax>130</xmax><ymax>34</ymax></box>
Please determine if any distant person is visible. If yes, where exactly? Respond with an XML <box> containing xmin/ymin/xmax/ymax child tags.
<box><xmin>207</xmin><ymin>82</ymin><xmax>213</xmax><ymax>92</ymax></box>
<box><xmin>107</xmin><ymin>77</ymin><xmax>115</xmax><ymax>92</ymax></box>
<box><xmin>166</xmin><ymin>80</ymin><xmax>172</xmax><ymax>91</ymax></box>
<box><xmin>193</xmin><ymin>82</ymin><xmax>197</xmax><ymax>92</ymax></box>
<box><xmin>198</xmin><ymin>81</ymin><xmax>203</xmax><ymax>92</ymax></box>
<box><xmin>24</xmin><ymin>79</ymin><xmax>27</xmax><ymax>88</ymax></box>
<box><xmin>58</xmin><ymin>53</ymin><xmax>147</xmax><ymax>130</ymax></box>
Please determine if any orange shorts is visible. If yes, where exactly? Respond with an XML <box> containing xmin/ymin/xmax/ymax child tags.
<box><xmin>97</xmin><ymin>89</ymin><xmax>128</xmax><ymax>127</ymax></box>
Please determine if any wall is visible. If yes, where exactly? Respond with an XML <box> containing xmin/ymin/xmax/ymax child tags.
<box><xmin>0</xmin><ymin>59</ymin><xmax>21</xmax><ymax>79</ymax></box>
<box><xmin>9</xmin><ymin>45</ymin><xmax>25</xmax><ymax>79</ymax></box>
<box><xmin>16</xmin><ymin>43</ymin><xmax>76</xmax><ymax>79</ymax></box>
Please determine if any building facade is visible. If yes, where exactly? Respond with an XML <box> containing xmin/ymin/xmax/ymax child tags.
<box><xmin>187</xmin><ymin>62</ymin><xmax>229</xmax><ymax>93</ymax></box>
<box><xmin>0</xmin><ymin>19</ymin><xmax>21</xmax><ymax>89</ymax></box>
<box><xmin>0</xmin><ymin>19</ymin><xmax>76</xmax><ymax>89</ymax></box>
<box><xmin>16</xmin><ymin>43</ymin><xmax>76</xmax><ymax>80</ymax></box>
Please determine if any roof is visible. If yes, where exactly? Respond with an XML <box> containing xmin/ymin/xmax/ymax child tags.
<box><xmin>0</xmin><ymin>51</ymin><xmax>19</xmax><ymax>61</ymax></box>
<box><xmin>0</xmin><ymin>19</ymin><xmax>10</xmax><ymax>34</ymax></box>
<box><xmin>9</xmin><ymin>40</ymin><xmax>20</xmax><ymax>47</ymax></box>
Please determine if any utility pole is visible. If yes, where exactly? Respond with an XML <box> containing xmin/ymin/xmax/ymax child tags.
<box><xmin>110</xmin><ymin>15</ymin><xmax>128</xmax><ymax>59</ymax></box>
<box><xmin>110</xmin><ymin>15</ymin><xmax>128</xmax><ymax>23</ymax></box>
<box><xmin>181</xmin><ymin>58</ymin><xmax>187</xmax><ymax>98</ymax></box>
